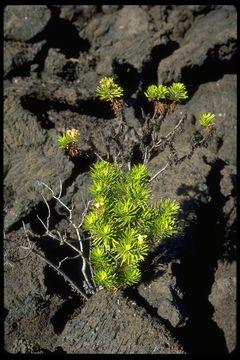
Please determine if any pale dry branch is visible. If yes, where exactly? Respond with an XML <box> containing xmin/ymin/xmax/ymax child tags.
<box><xmin>21</xmin><ymin>218</ymin><xmax>93</xmax><ymax>300</ymax></box>
<box><xmin>94</xmin><ymin>151</ymin><xmax>106</xmax><ymax>162</ymax></box>
<box><xmin>15</xmin><ymin>180</ymin><xmax>97</xmax><ymax>297</ymax></box>
<box><xmin>58</xmin><ymin>253</ymin><xmax>82</xmax><ymax>269</ymax></box>
<box><xmin>35</xmin><ymin>180</ymin><xmax>95</xmax><ymax>293</ymax></box>
<box><xmin>149</xmin><ymin>162</ymin><xmax>170</xmax><ymax>183</ymax></box>
<box><xmin>37</xmin><ymin>180</ymin><xmax>73</xmax><ymax>220</ymax></box>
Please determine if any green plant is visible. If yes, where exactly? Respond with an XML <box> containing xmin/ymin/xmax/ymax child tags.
<box><xmin>96</xmin><ymin>76</ymin><xmax>124</xmax><ymax>114</ymax></box>
<box><xmin>144</xmin><ymin>84</ymin><xmax>169</xmax><ymax>101</ymax></box>
<box><xmin>21</xmin><ymin>77</ymin><xmax>216</xmax><ymax>299</ymax></box>
<box><xmin>57</xmin><ymin>128</ymin><xmax>80</xmax><ymax>157</ymax></box>
<box><xmin>57</xmin><ymin>128</ymin><xmax>79</xmax><ymax>149</ymax></box>
<box><xmin>167</xmin><ymin>82</ymin><xmax>188</xmax><ymax>102</ymax></box>
<box><xmin>96</xmin><ymin>77</ymin><xmax>124</xmax><ymax>101</ymax></box>
<box><xmin>84</xmin><ymin>160</ymin><xmax>180</xmax><ymax>289</ymax></box>
<box><xmin>144</xmin><ymin>82</ymin><xmax>188</xmax><ymax>114</ymax></box>
<box><xmin>199</xmin><ymin>112</ymin><xmax>215</xmax><ymax>127</ymax></box>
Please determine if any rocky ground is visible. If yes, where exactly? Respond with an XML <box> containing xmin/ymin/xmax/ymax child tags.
<box><xmin>4</xmin><ymin>5</ymin><xmax>237</xmax><ymax>354</ymax></box>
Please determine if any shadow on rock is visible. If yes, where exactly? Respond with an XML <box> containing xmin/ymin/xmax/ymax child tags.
<box><xmin>175</xmin><ymin>157</ymin><xmax>235</xmax><ymax>353</ymax></box>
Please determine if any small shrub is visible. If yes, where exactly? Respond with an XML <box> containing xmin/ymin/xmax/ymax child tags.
<box><xmin>84</xmin><ymin>160</ymin><xmax>180</xmax><ymax>289</ymax></box>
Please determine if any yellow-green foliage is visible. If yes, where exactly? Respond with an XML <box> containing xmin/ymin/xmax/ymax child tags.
<box><xmin>199</xmin><ymin>113</ymin><xmax>215</xmax><ymax>127</ymax></box>
<box><xmin>144</xmin><ymin>82</ymin><xmax>188</xmax><ymax>102</ymax></box>
<box><xmin>144</xmin><ymin>84</ymin><xmax>169</xmax><ymax>101</ymax></box>
<box><xmin>84</xmin><ymin>161</ymin><xmax>180</xmax><ymax>289</ymax></box>
<box><xmin>57</xmin><ymin>129</ymin><xmax>79</xmax><ymax>149</ymax></box>
<box><xmin>167</xmin><ymin>82</ymin><xmax>188</xmax><ymax>102</ymax></box>
<box><xmin>96</xmin><ymin>77</ymin><xmax>124</xmax><ymax>102</ymax></box>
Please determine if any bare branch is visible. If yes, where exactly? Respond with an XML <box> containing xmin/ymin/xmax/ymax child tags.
<box><xmin>32</xmin><ymin>248</ymin><xmax>89</xmax><ymax>300</ymax></box>
<box><xmin>152</xmin><ymin>115</ymin><xmax>185</xmax><ymax>150</ymax></box>
<box><xmin>58</xmin><ymin>254</ymin><xmax>81</xmax><ymax>268</ymax></box>
<box><xmin>21</xmin><ymin>221</ymin><xmax>91</xmax><ymax>299</ymax></box>
<box><xmin>77</xmin><ymin>200</ymin><xmax>92</xmax><ymax>229</ymax></box>
<box><xmin>73</xmin><ymin>225</ymin><xmax>95</xmax><ymax>291</ymax></box>
<box><xmin>142</xmin><ymin>114</ymin><xmax>185</xmax><ymax>165</ymax></box>
<box><xmin>114</xmin><ymin>151</ymin><xmax>121</xmax><ymax>163</ymax></box>
<box><xmin>37</xmin><ymin>180</ymin><xmax>73</xmax><ymax>220</ymax></box>
<box><xmin>94</xmin><ymin>152</ymin><xmax>105</xmax><ymax>162</ymax></box>
<box><xmin>34</xmin><ymin>180</ymin><xmax>95</xmax><ymax>294</ymax></box>
<box><xmin>37</xmin><ymin>188</ymin><xmax>51</xmax><ymax>231</ymax></box>
<box><xmin>22</xmin><ymin>221</ymin><xmax>33</xmax><ymax>250</ymax></box>
<box><xmin>57</xmin><ymin>177</ymin><xmax>63</xmax><ymax>199</ymax></box>
<box><xmin>149</xmin><ymin>162</ymin><xmax>170</xmax><ymax>183</ymax></box>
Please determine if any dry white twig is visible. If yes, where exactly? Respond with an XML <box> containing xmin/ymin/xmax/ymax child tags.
<box><xmin>22</xmin><ymin>222</ymin><xmax>90</xmax><ymax>300</ymax></box>
<box><xmin>18</xmin><ymin>179</ymin><xmax>97</xmax><ymax>298</ymax></box>
<box><xmin>36</xmin><ymin>180</ymin><xmax>95</xmax><ymax>293</ymax></box>
<box><xmin>149</xmin><ymin>162</ymin><xmax>170</xmax><ymax>183</ymax></box>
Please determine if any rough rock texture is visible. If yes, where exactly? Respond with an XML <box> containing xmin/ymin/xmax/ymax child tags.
<box><xmin>4</xmin><ymin>40</ymin><xmax>46</xmax><ymax>78</ymax></box>
<box><xmin>184</xmin><ymin>74</ymin><xmax>237</xmax><ymax>165</ymax></box>
<box><xmin>157</xmin><ymin>6</ymin><xmax>237</xmax><ymax>84</ymax></box>
<box><xmin>220</xmin><ymin>165</ymin><xmax>236</xmax><ymax>259</ymax></box>
<box><xmin>4</xmin><ymin>230</ymin><xmax>57</xmax><ymax>353</ymax></box>
<box><xmin>4</xmin><ymin>5</ymin><xmax>236</xmax><ymax>354</ymax></box>
<box><xmin>4</xmin><ymin>81</ymin><xmax>74</xmax><ymax>230</ymax></box>
<box><xmin>82</xmin><ymin>5</ymin><xmax>161</xmax><ymax>74</ymax></box>
<box><xmin>138</xmin><ymin>262</ymin><xmax>188</xmax><ymax>328</ymax></box>
<box><xmin>58</xmin><ymin>289</ymin><xmax>185</xmax><ymax>354</ymax></box>
<box><xmin>60</xmin><ymin>5</ymin><xmax>98</xmax><ymax>24</ymax></box>
<box><xmin>209</xmin><ymin>260</ymin><xmax>236</xmax><ymax>353</ymax></box>
<box><xmin>4</xmin><ymin>5</ymin><xmax>51</xmax><ymax>41</ymax></box>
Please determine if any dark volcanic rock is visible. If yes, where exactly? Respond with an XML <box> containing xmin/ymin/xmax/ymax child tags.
<box><xmin>82</xmin><ymin>5</ymin><xmax>161</xmax><ymax>74</ymax></box>
<box><xmin>60</xmin><ymin>5</ymin><xmax>98</xmax><ymax>24</ymax></box>
<box><xmin>58</xmin><ymin>289</ymin><xmax>185</xmax><ymax>354</ymax></box>
<box><xmin>4</xmin><ymin>40</ymin><xmax>46</xmax><ymax>78</ymax></box>
<box><xmin>4</xmin><ymin>5</ymin><xmax>237</xmax><ymax>354</ymax></box>
<box><xmin>157</xmin><ymin>6</ymin><xmax>237</xmax><ymax>83</ymax></box>
<box><xmin>138</xmin><ymin>262</ymin><xmax>188</xmax><ymax>328</ymax></box>
<box><xmin>4</xmin><ymin>80</ymin><xmax>74</xmax><ymax>230</ymax></box>
<box><xmin>4</xmin><ymin>229</ymin><xmax>59</xmax><ymax>353</ymax></box>
<box><xmin>4</xmin><ymin>5</ymin><xmax>51</xmax><ymax>41</ymax></box>
<box><xmin>184</xmin><ymin>74</ymin><xmax>237</xmax><ymax>165</ymax></box>
<box><xmin>209</xmin><ymin>260</ymin><xmax>236</xmax><ymax>352</ymax></box>
<box><xmin>150</xmin><ymin>5</ymin><xmax>215</xmax><ymax>44</ymax></box>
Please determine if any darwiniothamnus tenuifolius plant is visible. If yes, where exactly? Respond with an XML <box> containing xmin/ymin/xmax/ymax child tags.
<box><xmin>54</xmin><ymin>77</ymin><xmax>216</xmax><ymax>293</ymax></box>
<box><xmin>84</xmin><ymin>160</ymin><xmax>180</xmax><ymax>289</ymax></box>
